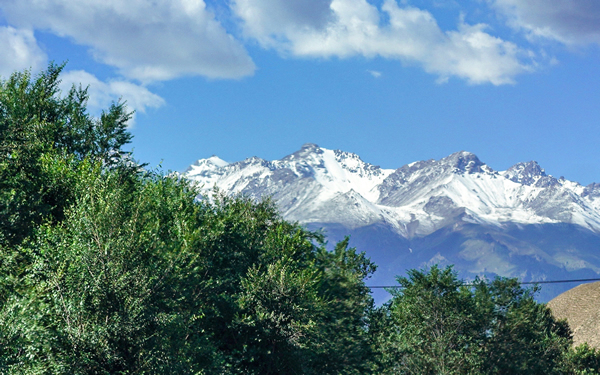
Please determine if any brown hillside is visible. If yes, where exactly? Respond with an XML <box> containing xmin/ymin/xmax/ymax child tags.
<box><xmin>548</xmin><ymin>281</ymin><xmax>600</xmax><ymax>348</ymax></box>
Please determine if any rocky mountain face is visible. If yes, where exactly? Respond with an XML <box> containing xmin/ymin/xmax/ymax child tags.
<box><xmin>185</xmin><ymin>144</ymin><xmax>600</xmax><ymax>302</ymax></box>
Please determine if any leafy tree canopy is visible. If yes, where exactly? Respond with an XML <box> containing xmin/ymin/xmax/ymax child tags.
<box><xmin>1</xmin><ymin>162</ymin><xmax>377</xmax><ymax>374</ymax></box>
<box><xmin>0</xmin><ymin>64</ymin><xmax>377</xmax><ymax>374</ymax></box>
<box><xmin>0</xmin><ymin>62</ymin><xmax>132</xmax><ymax>247</ymax></box>
<box><xmin>373</xmin><ymin>265</ymin><xmax>600</xmax><ymax>375</ymax></box>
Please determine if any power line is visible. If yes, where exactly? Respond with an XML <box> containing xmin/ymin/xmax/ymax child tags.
<box><xmin>367</xmin><ymin>277</ymin><xmax>600</xmax><ymax>289</ymax></box>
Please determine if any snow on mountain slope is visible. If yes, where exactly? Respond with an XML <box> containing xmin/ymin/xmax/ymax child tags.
<box><xmin>184</xmin><ymin>144</ymin><xmax>600</xmax><ymax>237</ymax></box>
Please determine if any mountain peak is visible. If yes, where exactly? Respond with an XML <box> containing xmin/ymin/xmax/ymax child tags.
<box><xmin>440</xmin><ymin>151</ymin><xmax>488</xmax><ymax>174</ymax></box>
<box><xmin>185</xmin><ymin>155</ymin><xmax>229</xmax><ymax>174</ymax></box>
<box><xmin>185</xmin><ymin>145</ymin><xmax>600</xmax><ymax>237</ymax></box>
<box><xmin>583</xmin><ymin>183</ymin><xmax>600</xmax><ymax>199</ymax></box>
<box><xmin>299</xmin><ymin>143</ymin><xmax>322</xmax><ymax>154</ymax></box>
<box><xmin>300</xmin><ymin>143</ymin><xmax>320</xmax><ymax>150</ymax></box>
<box><xmin>183</xmin><ymin>145</ymin><xmax>600</xmax><ymax>303</ymax></box>
<box><xmin>507</xmin><ymin>160</ymin><xmax>545</xmax><ymax>176</ymax></box>
<box><xmin>206</xmin><ymin>155</ymin><xmax>229</xmax><ymax>167</ymax></box>
<box><xmin>504</xmin><ymin>161</ymin><xmax>559</xmax><ymax>187</ymax></box>
<box><xmin>281</xmin><ymin>143</ymin><xmax>324</xmax><ymax>163</ymax></box>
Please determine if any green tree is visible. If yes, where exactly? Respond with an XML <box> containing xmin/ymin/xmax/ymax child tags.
<box><xmin>375</xmin><ymin>266</ymin><xmax>486</xmax><ymax>374</ymax></box>
<box><xmin>1</xmin><ymin>64</ymin><xmax>135</xmax><ymax>373</ymax></box>
<box><xmin>1</xmin><ymin>160</ymin><xmax>217</xmax><ymax>373</ymax></box>
<box><xmin>182</xmin><ymin>193</ymin><xmax>378</xmax><ymax>374</ymax></box>
<box><xmin>0</xmin><ymin>63</ymin><xmax>375</xmax><ymax>374</ymax></box>
<box><xmin>374</xmin><ymin>266</ymin><xmax>575</xmax><ymax>375</ymax></box>
<box><xmin>563</xmin><ymin>344</ymin><xmax>600</xmax><ymax>375</ymax></box>
<box><xmin>475</xmin><ymin>277</ymin><xmax>571</xmax><ymax>374</ymax></box>
<box><xmin>2</xmin><ymin>175</ymin><xmax>378</xmax><ymax>374</ymax></box>
<box><xmin>0</xmin><ymin>62</ymin><xmax>132</xmax><ymax>248</ymax></box>
<box><xmin>1</xmin><ymin>156</ymin><xmax>377</xmax><ymax>374</ymax></box>
<box><xmin>307</xmin><ymin>238</ymin><xmax>378</xmax><ymax>374</ymax></box>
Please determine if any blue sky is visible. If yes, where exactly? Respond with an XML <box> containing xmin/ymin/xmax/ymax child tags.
<box><xmin>1</xmin><ymin>0</ymin><xmax>600</xmax><ymax>184</ymax></box>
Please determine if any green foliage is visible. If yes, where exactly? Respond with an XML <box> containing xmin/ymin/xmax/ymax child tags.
<box><xmin>2</xmin><ymin>161</ymin><xmax>207</xmax><ymax>373</ymax></box>
<box><xmin>236</xmin><ymin>260</ymin><xmax>322</xmax><ymax>374</ymax></box>
<box><xmin>375</xmin><ymin>266</ymin><xmax>486</xmax><ymax>374</ymax></box>
<box><xmin>307</xmin><ymin>238</ymin><xmax>377</xmax><ymax>374</ymax></box>
<box><xmin>0</xmin><ymin>64</ymin><xmax>135</xmax><ymax>373</ymax></box>
<box><xmin>1</xmin><ymin>157</ymin><xmax>377</xmax><ymax>373</ymax></box>
<box><xmin>184</xmin><ymin>194</ymin><xmax>377</xmax><ymax>375</ymax></box>
<box><xmin>374</xmin><ymin>266</ymin><xmax>575</xmax><ymax>375</ymax></box>
<box><xmin>0</xmin><ymin>62</ymin><xmax>378</xmax><ymax>370</ymax></box>
<box><xmin>475</xmin><ymin>277</ymin><xmax>571</xmax><ymax>374</ymax></box>
<box><xmin>0</xmin><ymin>63</ymin><xmax>132</xmax><ymax>248</ymax></box>
<box><xmin>563</xmin><ymin>344</ymin><xmax>600</xmax><ymax>375</ymax></box>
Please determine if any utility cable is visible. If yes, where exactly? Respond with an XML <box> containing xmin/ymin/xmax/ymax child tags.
<box><xmin>367</xmin><ymin>277</ymin><xmax>600</xmax><ymax>289</ymax></box>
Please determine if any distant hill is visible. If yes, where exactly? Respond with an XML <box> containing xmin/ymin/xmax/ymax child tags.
<box><xmin>184</xmin><ymin>144</ymin><xmax>600</xmax><ymax>302</ymax></box>
<box><xmin>548</xmin><ymin>281</ymin><xmax>600</xmax><ymax>347</ymax></box>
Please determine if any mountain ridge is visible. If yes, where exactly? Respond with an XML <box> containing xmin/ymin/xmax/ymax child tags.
<box><xmin>184</xmin><ymin>144</ymin><xmax>600</xmax><ymax>301</ymax></box>
<box><xmin>185</xmin><ymin>143</ymin><xmax>600</xmax><ymax>235</ymax></box>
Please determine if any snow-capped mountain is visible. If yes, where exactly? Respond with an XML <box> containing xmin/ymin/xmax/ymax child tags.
<box><xmin>186</xmin><ymin>143</ymin><xmax>600</xmax><ymax>236</ymax></box>
<box><xmin>185</xmin><ymin>144</ymin><xmax>600</xmax><ymax>301</ymax></box>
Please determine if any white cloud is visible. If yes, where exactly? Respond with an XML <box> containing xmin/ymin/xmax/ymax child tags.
<box><xmin>490</xmin><ymin>0</ymin><xmax>600</xmax><ymax>45</ymax></box>
<box><xmin>0</xmin><ymin>26</ymin><xmax>47</xmax><ymax>78</ymax></box>
<box><xmin>368</xmin><ymin>70</ymin><xmax>382</xmax><ymax>78</ymax></box>
<box><xmin>233</xmin><ymin>0</ymin><xmax>335</xmax><ymax>48</ymax></box>
<box><xmin>232</xmin><ymin>0</ymin><xmax>532</xmax><ymax>85</ymax></box>
<box><xmin>1</xmin><ymin>0</ymin><xmax>255</xmax><ymax>82</ymax></box>
<box><xmin>59</xmin><ymin>70</ymin><xmax>165</xmax><ymax>125</ymax></box>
